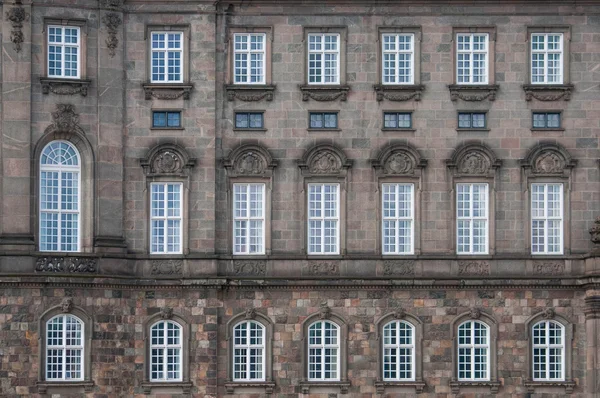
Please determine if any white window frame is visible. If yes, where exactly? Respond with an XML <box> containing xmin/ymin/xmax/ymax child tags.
<box><xmin>232</xmin><ymin>320</ymin><xmax>266</xmax><ymax>382</ymax></box>
<box><xmin>307</xmin><ymin>33</ymin><xmax>340</xmax><ymax>85</ymax></box>
<box><xmin>530</xmin><ymin>33</ymin><xmax>563</xmax><ymax>84</ymax></box>
<box><xmin>233</xmin><ymin>183</ymin><xmax>266</xmax><ymax>255</ymax></box>
<box><xmin>150</xmin><ymin>182</ymin><xmax>183</xmax><ymax>254</ymax></box>
<box><xmin>382</xmin><ymin>320</ymin><xmax>416</xmax><ymax>381</ymax></box>
<box><xmin>307</xmin><ymin>183</ymin><xmax>340</xmax><ymax>255</ymax></box>
<box><xmin>532</xmin><ymin>320</ymin><xmax>565</xmax><ymax>381</ymax></box>
<box><xmin>47</xmin><ymin>25</ymin><xmax>81</xmax><ymax>79</ymax></box>
<box><xmin>382</xmin><ymin>183</ymin><xmax>414</xmax><ymax>255</ymax></box>
<box><xmin>307</xmin><ymin>320</ymin><xmax>340</xmax><ymax>381</ymax></box>
<box><xmin>456</xmin><ymin>33</ymin><xmax>489</xmax><ymax>85</ymax></box>
<box><xmin>381</xmin><ymin>33</ymin><xmax>414</xmax><ymax>85</ymax></box>
<box><xmin>233</xmin><ymin>33</ymin><xmax>266</xmax><ymax>85</ymax></box>
<box><xmin>39</xmin><ymin>141</ymin><xmax>82</xmax><ymax>252</ymax></box>
<box><xmin>457</xmin><ymin>320</ymin><xmax>490</xmax><ymax>382</ymax></box>
<box><xmin>150</xmin><ymin>31</ymin><xmax>184</xmax><ymax>83</ymax></box>
<box><xmin>45</xmin><ymin>314</ymin><xmax>84</xmax><ymax>381</ymax></box>
<box><xmin>456</xmin><ymin>183</ymin><xmax>489</xmax><ymax>255</ymax></box>
<box><xmin>149</xmin><ymin>320</ymin><xmax>183</xmax><ymax>382</ymax></box>
<box><xmin>531</xmin><ymin>183</ymin><xmax>563</xmax><ymax>255</ymax></box>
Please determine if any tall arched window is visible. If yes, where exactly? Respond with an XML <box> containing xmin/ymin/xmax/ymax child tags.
<box><xmin>149</xmin><ymin>320</ymin><xmax>183</xmax><ymax>382</ymax></box>
<box><xmin>307</xmin><ymin>320</ymin><xmax>340</xmax><ymax>381</ymax></box>
<box><xmin>40</xmin><ymin>141</ymin><xmax>81</xmax><ymax>252</ymax></box>
<box><xmin>382</xmin><ymin>320</ymin><xmax>415</xmax><ymax>381</ymax></box>
<box><xmin>532</xmin><ymin>320</ymin><xmax>565</xmax><ymax>380</ymax></box>
<box><xmin>457</xmin><ymin>320</ymin><xmax>490</xmax><ymax>381</ymax></box>
<box><xmin>232</xmin><ymin>320</ymin><xmax>266</xmax><ymax>381</ymax></box>
<box><xmin>45</xmin><ymin>314</ymin><xmax>84</xmax><ymax>381</ymax></box>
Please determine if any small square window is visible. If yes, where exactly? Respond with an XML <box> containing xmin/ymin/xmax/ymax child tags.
<box><xmin>152</xmin><ymin>111</ymin><xmax>181</xmax><ymax>128</ymax></box>
<box><xmin>309</xmin><ymin>112</ymin><xmax>338</xmax><ymax>129</ymax></box>
<box><xmin>532</xmin><ymin>112</ymin><xmax>561</xmax><ymax>129</ymax></box>
<box><xmin>383</xmin><ymin>112</ymin><xmax>412</xmax><ymax>129</ymax></box>
<box><xmin>235</xmin><ymin>112</ymin><xmax>264</xmax><ymax>129</ymax></box>
<box><xmin>458</xmin><ymin>112</ymin><xmax>487</xmax><ymax>129</ymax></box>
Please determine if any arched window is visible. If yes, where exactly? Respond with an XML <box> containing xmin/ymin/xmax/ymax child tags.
<box><xmin>457</xmin><ymin>320</ymin><xmax>490</xmax><ymax>381</ymax></box>
<box><xmin>307</xmin><ymin>320</ymin><xmax>340</xmax><ymax>381</ymax></box>
<box><xmin>382</xmin><ymin>320</ymin><xmax>415</xmax><ymax>381</ymax></box>
<box><xmin>232</xmin><ymin>320</ymin><xmax>266</xmax><ymax>381</ymax></box>
<box><xmin>45</xmin><ymin>314</ymin><xmax>84</xmax><ymax>381</ymax></box>
<box><xmin>149</xmin><ymin>320</ymin><xmax>183</xmax><ymax>382</ymax></box>
<box><xmin>39</xmin><ymin>141</ymin><xmax>81</xmax><ymax>252</ymax></box>
<box><xmin>532</xmin><ymin>320</ymin><xmax>565</xmax><ymax>380</ymax></box>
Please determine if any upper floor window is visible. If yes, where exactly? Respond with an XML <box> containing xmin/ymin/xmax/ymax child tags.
<box><xmin>531</xmin><ymin>33</ymin><xmax>563</xmax><ymax>84</ymax></box>
<box><xmin>383</xmin><ymin>112</ymin><xmax>412</xmax><ymax>129</ymax></box>
<box><xmin>532</xmin><ymin>320</ymin><xmax>565</xmax><ymax>381</ymax></box>
<box><xmin>48</xmin><ymin>26</ymin><xmax>81</xmax><ymax>79</ymax></box>
<box><xmin>150</xmin><ymin>183</ymin><xmax>183</xmax><ymax>254</ymax></box>
<box><xmin>152</xmin><ymin>111</ymin><xmax>181</xmax><ymax>128</ymax></box>
<box><xmin>382</xmin><ymin>320</ymin><xmax>415</xmax><ymax>381</ymax></box>
<box><xmin>308</xmin><ymin>183</ymin><xmax>340</xmax><ymax>255</ymax></box>
<box><xmin>40</xmin><ymin>141</ymin><xmax>81</xmax><ymax>252</ymax></box>
<box><xmin>533</xmin><ymin>112</ymin><xmax>561</xmax><ymax>129</ymax></box>
<box><xmin>456</xmin><ymin>183</ymin><xmax>488</xmax><ymax>254</ymax></box>
<box><xmin>458</xmin><ymin>112</ymin><xmax>486</xmax><ymax>129</ymax></box>
<box><xmin>307</xmin><ymin>320</ymin><xmax>340</xmax><ymax>381</ymax></box>
<box><xmin>309</xmin><ymin>112</ymin><xmax>338</xmax><ymax>129</ymax></box>
<box><xmin>233</xmin><ymin>34</ymin><xmax>266</xmax><ymax>84</ymax></box>
<box><xmin>149</xmin><ymin>320</ymin><xmax>183</xmax><ymax>381</ymax></box>
<box><xmin>232</xmin><ymin>320</ymin><xmax>266</xmax><ymax>381</ymax></box>
<box><xmin>233</xmin><ymin>183</ymin><xmax>265</xmax><ymax>255</ymax></box>
<box><xmin>456</xmin><ymin>33</ymin><xmax>489</xmax><ymax>84</ymax></box>
<box><xmin>235</xmin><ymin>112</ymin><xmax>264</xmax><ymax>130</ymax></box>
<box><xmin>382</xmin><ymin>183</ymin><xmax>414</xmax><ymax>255</ymax></box>
<box><xmin>382</xmin><ymin>34</ymin><xmax>414</xmax><ymax>84</ymax></box>
<box><xmin>46</xmin><ymin>314</ymin><xmax>84</xmax><ymax>381</ymax></box>
<box><xmin>457</xmin><ymin>320</ymin><xmax>490</xmax><ymax>381</ymax></box>
<box><xmin>308</xmin><ymin>34</ymin><xmax>340</xmax><ymax>85</ymax></box>
<box><xmin>151</xmin><ymin>32</ymin><xmax>183</xmax><ymax>83</ymax></box>
<box><xmin>531</xmin><ymin>183</ymin><xmax>563</xmax><ymax>254</ymax></box>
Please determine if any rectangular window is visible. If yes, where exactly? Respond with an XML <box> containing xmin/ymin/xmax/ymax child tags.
<box><xmin>308</xmin><ymin>34</ymin><xmax>340</xmax><ymax>84</ymax></box>
<box><xmin>235</xmin><ymin>112</ymin><xmax>264</xmax><ymax>129</ymax></box>
<box><xmin>382</xmin><ymin>34</ymin><xmax>414</xmax><ymax>84</ymax></box>
<box><xmin>151</xmin><ymin>32</ymin><xmax>183</xmax><ymax>83</ymax></box>
<box><xmin>48</xmin><ymin>26</ymin><xmax>81</xmax><ymax>78</ymax></box>
<box><xmin>532</xmin><ymin>112</ymin><xmax>561</xmax><ymax>129</ymax></box>
<box><xmin>382</xmin><ymin>184</ymin><xmax>414</xmax><ymax>255</ymax></box>
<box><xmin>456</xmin><ymin>33</ymin><xmax>489</xmax><ymax>84</ymax></box>
<box><xmin>458</xmin><ymin>112</ymin><xmax>486</xmax><ymax>129</ymax></box>
<box><xmin>233</xmin><ymin>33</ymin><xmax>266</xmax><ymax>84</ymax></box>
<box><xmin>308</xmin><ymin>184</ymin><xmax>339</xmax><ymax>255</ymax></box>
<box><xmin>456</xmin><ymin>183</ymin><xmax>488</xmax><ymax>254</ymax></box>
<box><xmin>383</xmin><ymin>112</ymin><xmax>412</xmax><ymax>129</ymax></box>
<box><xmin>531</xmin><ymin>33</ymin><xmax>563</xmax><ymax>84</ymax></box>
<box><xmin>150</xmin><ymin>183</ymin><xmax>183</xmax><ymax>254</ymax></box>
<box><xmin>309</xmin><ymin>112</ymin><xmax>338</xmax><ymax>129</ymax></box>
<box><xmin>531</xmin><ymin>183</ymin><xmax>563</xmax><ymax>254</ymax></box>
<box><xmin>152</xmin><ymin>111</ymin><xmax>181</xmax><ymax>128</ymax></box>
<box><xmin>233</xmin><ymin>183</ymin><xmax>265</xmax><ymax>255</ymax></box>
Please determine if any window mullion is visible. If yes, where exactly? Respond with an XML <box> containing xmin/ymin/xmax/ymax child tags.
<box><xmin>245</xmin><ymin>185</ymin><xmax>251</xmax><ymax>254</ymax></box>
<box><xmin>321</xmin><ymin>188</ymin><xmax>325</xmax><ymax>253</ymax></box>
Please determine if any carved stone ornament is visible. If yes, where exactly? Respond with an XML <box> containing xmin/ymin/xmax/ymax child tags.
<box><xmin>533</xmin><ymin>151</ymin><xmax>564</xmax><ymax>174</ymax></box>
<box><xmin>299</xmin><ymin>144</ymin><xmax>352</xmax><ymax>177</ymax></box>
<box><xmin>6</xmin><ymin>4</ymin><xmax>28</xmax><ymax>53</ymax></box>
<box><xmin>225</xmin><ymin>84</ymin><xmax>275</xmax><ymax>101</ymax></box>
<box><xmin>100</xmin><ymin>0</ymin><xmax>124</xmax><ymax>10</ymax></box>
<box><xmin>469</xmin><ymin>308</ymin><xmax>481</xmax><ymax>319</ymax></box>
<box><xmin>382</xmin><ymin>260</ymin><xmax>415</xmax><ymax>276</ymax></box>
<box><xmin>245</xmin><ymin>308</ymin><xmax>256</xmax><ymax>320</ymax></box>
<box><xmin>61</xmin><ymin>297</ymin><xmax>74</xmax><ymax>313</ymax></box>
<box><xmin>446</xmin><ymin>142</ymin><xmax>501</xmax><ymax>177</ymax></box>
<box><xmin>40</xmin><ymin>78</ymin><xmax>91</xmax><ymax>97</ymax></box>
<box><xmin>233</xmin><ymin>260</ymin><xmax>267</xmax><ymax>276</ymax></box>
<box><xmin>543</xmin><ymin>308</ymin><xmax>555</xmax><ymax>319</ymax></box>
<box><xmin>102</xmin><ymin>12</ymin><xmax>122</xmax><ymax>57</ymax></box>
<box><xmin>590</xmin><ymin>217</ymin><xmax>600</xmax><ymax>245</ymax></box>
<box><xmin>223</xmin><ymin>144</ymin><xmax>277</xmax><ymax>178</ymax></box>
<box><xmin>523</xmin><ymin>84</ymin><xmax>574</xmax><ymax>101</ymax></box>
<box><xmin>141</xmin><ymin>144</ymin><xmax>196</xmax><ymax>178</ymax></box>
<box><xmin>372</xmin><ymin>143</ymin><xmax>427</xmax><ymax>178</ymax></box>
<box><xmin>532</xmin><ymin>261</ymin><xmax>564</xmax><ymax>276</ymax></box>
<box><xmin>51</xmin><ymin>104</ymin><xmax>79</xmax><ymax>133</ymax></box>
<box><xmin>373</xmin><ymin>84</ymin><xmax>424</xmax><ymax>102</ymax></box>
<box><xmin>150</xmin><ymin>259</ymin><xmax>183</xmax><ymax>275</ymax></box>
<box><xmin>394</xmin><ymin>308</ymin><xmax>406</xmax><ymax>319</ymax></box>
<box><xmin>584</xmin><ymin>296</ymin><xmax>600</xmax><ymax>319</ymax></box>
<box><xmin>299</xmin><ymin>84</ymin><xmax>351</xmax><ymax>102</ymax></box>
<box><xmin>306</xmin><ymin>261</ymin><xmax>340</xmax><ymax>276</ymax></box>
<box><xmin>35</xmin><ymin>256</ymin><xmax>97</xmax><ymax>273</ymax></box>
<box><xmin>448</xmin><ymin>84</ymin><xmax>499</xmax><ymax>101</ymax></box>
<box><xmin>142</xmin><ymin>84</ymin><xmax>193</xmax><ymax>100</ymax></box>
<box><xmin>160</xmin><ymin>307</ymin><xmax>173</xmax><ymax>320</ymax></box>
<box><xmin>458</xmin><ymin>261</ymin><xmax>491</xmax><ymax>276</ymax></box>
<box><xmin>319</xmin><ymin>302</ymin><xmax>331</xmax><ymax>319</ymax></box>
<box><xmin>521</xmin><ymin>142</ymin><xmax>576</xmax><ymax>176</ymax></box>
<box><xmin>459</xmin><ymin>151</ymin><xmax>491</xmax><ymax>175</ymax></box>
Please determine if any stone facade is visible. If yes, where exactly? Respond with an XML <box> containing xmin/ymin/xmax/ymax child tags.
<box><xmin>0</xmin><ymin>0</ymin><xmax>600</xmax><ymax>397</ymax></box>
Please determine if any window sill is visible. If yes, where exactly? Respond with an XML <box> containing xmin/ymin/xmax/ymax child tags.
<box><xmin>299</xmin><ymin>84</ymin><xmax>351</xmax><ymax>102</ymax></box>
<box><xmin>225</xmin><ymin>84</ymin><xmax>276</xmax><ymax>102</ymax></box>
<box><xmin>307</xmin><ymin>128</ymin><xmax>342</xmax><ymax>132</ymax></box>
<box><xmin>225</xmin><ymin>381</ymin><xmax>275</xmax><ymax>395</ymax></box>
<box><xmin>142</xmin><ymin>83</ymin><xmax>193</xmax><ymax>100</ymax></box>
<box><xmin>448</xmin><ymin>84</ymin><xmax>499</xmax><ymax>102</ymax></box>
<box><xmin>531</xmin><ymin>127</ymin><xmax>565</xmax><ymax>132</ymax></box>
<box><xmin>233</xmin><ymin>128</ymin><xmax>268</xmax><ymax>133</ymax></box>
<box><xmin>374</xmin><ymin>381</ymin><xmax>426</xmax><ymax>394</ymax></box>
<box><xmin>40</xmin><ymin>77</ymin><xmax>91</xmax><ymax>97</ymax></box>
<box><xmin>141</xmin><ymin>381</ymin><xmax>193</xmax><ymax>394</ymax></box>
<box><xmin>37</xmin><ymin>381</ymin><xmax>95</xmax><ymax>394</ymax></box>
<box><xmin>150</xmin><ymin>127</ymin><xmax>184</xmax><ymax>131</ymax></box>
<box><xmin>299</xmin><ymin>381</ymin><xmax>350</xmax><ymax>394</ymax></box>
<box><xmin>523</xmin><ymin>84</ymin><xmax>574</xmax><ymax>101</ymax></box>
<box><xmin>374</xmin><ymin>84</ymin><xmax>424</xmax><ymax>102</ymax></box>
<box><xmin>381</xmin><ymin>128</ymin><xmax>416</xmax><ymax>133</ymax></box>
<box><xmin>524</xmin><ymin>380</ymin><xmax>575</xmax><ymax>394</ymax></box>
<box><xmin>449</xmin><ymin>380</ymin><xmax>500</xmax><ymax>394</ymax></box>
<box><xmin>456</xmin><ymin>128</ymin><xmax>491</xmax><ymax>132</ymax></box>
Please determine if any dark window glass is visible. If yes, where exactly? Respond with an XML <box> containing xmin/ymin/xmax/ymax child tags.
<box><xmin>533</xmin><ymin>112</ymin><xmax>561</xmax><ymax>128</ymax></box>
<box><xmin>458</xmin><ymin>112</ymin><xmax>486</xmax><ymax>129</ymax></box>
<box><xmin>383</xmin><ymin>112</ymin><xmax>412</xmax><ymax>129</ymax></box>
<box><xmin>153</xmin><ymin>111</ymin><xmax>181</xmax><ymax>128</ymax></box>
<box><xmin>309</xmin><ymin>112</ymin><xmax>338</xmax><ymax>129</ymax></box>
<box><xmin>235</xmin><ymin>112</ymin><xmax>264</xmax><ymax>129</ymax></box>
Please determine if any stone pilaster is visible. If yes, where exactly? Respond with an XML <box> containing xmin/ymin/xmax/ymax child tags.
<box><xmin>585</xmin><ymin>295</ymin><xmax>600</xmax><ymax>394</ymax></box>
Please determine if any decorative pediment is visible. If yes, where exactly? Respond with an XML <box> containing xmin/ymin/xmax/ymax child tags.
<box><xmin>298</xmin><ymin>143</ymin><xmax>352</xmax><ymax>177</ymax></box>
<box><xmin>371</xmin><ymin>143</ymin><xmax>427</xmax><ymax>176</ymax></box>
<box><xmin>43</xmin><ymin>104</ymin><xmax>86</xmax><ymax>136</ymax></box>
<box><xmin>222</xmin><ymin>144</ymin><xmax>277</xmax><ymax>177</ymax></box>
<box><xmin>446</xmin><ymin>142</ymin><xmax>501</xmax><ymax>177</ymax></box>
<box><xmin>140</xmin><ymin>143</ymin><xmax>196</xmax><ymax>177</ymax></box>
<box><xmin>520</xmin><ymin>142</ymin><xmax>576</xmax><ymax>176</ymax></box>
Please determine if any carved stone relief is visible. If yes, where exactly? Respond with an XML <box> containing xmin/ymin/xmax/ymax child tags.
<box><xmin>523</xmin><ymin>85</ymin><xmax>573</xmax><ymax>102</ymax></box>
<box><xmin>6</xmin><ymin>4</ymin><xmax>28</xmax><ymax>53</ymax></box>
<box><xmin>382</xmin><ymin>260</ymin><xmax>415</xmax><ymax>276</ymax></box>
<box><xmin>100</xmin><ymin>0</ymin><xmax>124</xmax><ymax>10</ymax></box>
<box><xmin>319</xmin><ymin>302</ymin><xmax>331</xmax><ymax>319</ymax></box>
<box><xmin>61</xmin><ymin>297</ymin><xmax>74</xmax><ymax>313</ymax></box>
<box><xmin>41</xmin><ymin>79</ymin><xmax>90</xmax><ymax>97</ymax></box>
<box><xmin>226</xmin><ymin>88</ymin><xmax>274</xmax><ymax>102</ymax></box>
<box><xmin>233</xmin><ymin>260</ymin><xmax>267</xmax><ymax>276</ymax></box>
<box><xmin>373</xmin><ymin>85</ymin><xmax>423</xmax><ymax>102</ymax></box>
<box><xmin>590</xmin><ymin>217</ymin><xmax>600</xmax><ymax>245</ymax></box>
<box><xmin>309</xmin><ymin>150</ymin><xmax>342</xmax><ymax>174</ymax></box>
<box><xmin>152</xmin><ymin>151</ymin><xmax>182</xmax><ymax>174</ymax></box>
<box><xmin>141</xmin><ymin>144</ymin><xmax>196</xmax><ymax>178</ymax></box>
<box><xmin>102</xmin><ymin>12</ymin><xmax>122</xmax><ymax>57</ymax></box>
<box><xmin>543</xmin><ymin>308</ymin><xmax>555</xmax><ymax>319</ymax></box>
<box><xmin>394</xmin><ymin>308</ymin><xmax>406</xmax><ymax>319</ymax></box>
<box><xmin>532</xmin><ymin>261</ymin><xmax>564</xmax><ymax>275</ymax></box>
<box><xmin>234</xmin><ymin>152</ymin><xmax>265</xmax><ymax>175</ymax></box>
<box><xmin>448</xmin><ymin>85</ymin><xmax>498</xmax><ymax>102</ymax></box>
<box><xmin>306</xmin><ymin>261</ymin><xmax>340</xmax><ymax>276</ymax></box>
<box><xmin>299</xmin><ymin>85</ymin><xmax>350</xmax><ymax>102</ymax></box>
<box><xmin>160</xmin><ymin>307</ymin><xmax>173</xmax><ymax>320</ymax></box>
<box><xmin>459</xmin><ymin>151</ymin><xmax>491</xmax><ymax>175</ymax></box>
<box><xmin>50</xmin><ymin>104</ymin><xmax>80</xmax><ymax>132</ymax></box>
<box><xmin>458</xmin><ymin>261</ymin><xmax>490</xmax><ymax>276</ymax></box>
<box><xmin>35</xmin><ymin>257</ymin><xmax>97</xmax><ymax>273</ymax></box>
<box><xmin>150</xmin><ymin>259</ymin><xmax>183</xmax><ymax>275</ymax></box>
<box><xmin>383</xmin><ymin>152</ymin><xmax>414</xmax><ymax>175</ymax></box>
<box><xmin>532</xmin><ymin>151</ymin><xmax>564</xmax><ymax>174</ymax></box>
<box><xmin>245</xmin><ymin>308</ymin><xmax>256</xmax><ymax>319</ymax></box>
<box><xmin>143</xmin><ymin>85</ymin><xmax>193</xmax><ymax>100</ymax></box>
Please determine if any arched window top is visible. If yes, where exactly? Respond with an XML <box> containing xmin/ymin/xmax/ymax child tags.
<box><xmin>308</xmin><ymin>318</ymin><xmax>340</xmax><ymax>331</ymax></box>
<box><xmin>41</xmin><ymin>141</ymin><xmax>80</xmax><ymax>167</ymax></box>
<box><xmin>233</xmin><ymin>319</ymin><xmax>265</xmax><ymax>332</ymax></box>
<box><xmin>45</xmin><ymin>313</ymin><xmax>85</xmax><ymax>381</ymax></box>
<box><xmin>150</xmin><ymin>318</ymin><xmax>182</xmax><ymax>331</ymax></box>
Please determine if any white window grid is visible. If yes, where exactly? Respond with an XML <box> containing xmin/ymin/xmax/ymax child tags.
<box><xmin>39</xmin><ymin>141</ymin><xmax>81</xmax><ymax>252</ymax></box>
<box><xmin>233</xmin><ymin>183</ymin><xmax>265</xmax><ymax>255</ymax></box>
<box><xmin>457</xmin><ymin>320</ymin><xmax>490</xmax><ymax>381</ymax></box>
<box><xmin>382</xmin><ymin>183</ymin><xmax>414</xmax><ymax>255</ymax></box>
<box><xmin>382</xmin><ymin>34</ymin><xmax>414</xmax><ymax>84</ymax></box>
<box><xmin>456</xmin><ymin>183</ymin><xmax>489</xmax><ymax>255</ymax></box>
<box><xmin>233</xmin><ymin>33</ymin><xmax>266</xmax><ymax>84</ymax></box>
<box><xmin>382</xmin><ymin>320</ymin><xmax>415</xmax><ymax>381</ymax></box>
<box><xmin>531</xmin><ymin>33</ymin><xmax>563</xmax><ymax>84</ymax></box>
<box><xmin>531</xmin><ymin>183</ymin><xmax>563</xmax><ymax>255</ymax></box>
<box><xmin>150</xmin><ymin>320</ymin><xmax>183</xmax><ymax>382</ymax></box>
<box><xmin>532</xmin><ymin>320</ymin><xmax>565</xmax><ymax>381</ymax></box>
<box><xmin>307</xmin><ymin>184</ymin><xmax>340</xmax><ymax>255</ymax></box>
<box><xmin>308</xmin><ymin>34</ymin><xmax>340</xmax><ymax>85</ymax></box>
<box><xmin>47</xmin><ymin>25</ymin><xmax>81</xmax><ymax>79</ymax></box>
<box><xmin>456</xmin><ymin>33</ymin><xmax>489</xmax><ymax>84</ymax></box>
<box><xmin>308</xmin><ymin>320</ymin><xmax>340</xmax><ymax>381</ymax></box>
<box><xmin>46</xmin><ymin>315</ymin><xmax>84</xmax><ymax>381</ymax></box>
<box><xmin>151</xmin><ymin>32</ymin><xmax>183</xmax><ymax>83</ymax></box>
<box><xmin>232</xmin><ymin>321</ymin><xmax>266</xmax><ymax>381</ymax></box>
<box><xmin>150</xmin><ymin>183</ymin><xmax>183</xmax><ymax>254</ymax></box>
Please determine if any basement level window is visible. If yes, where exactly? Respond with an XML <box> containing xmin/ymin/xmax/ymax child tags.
<box><xmin>458</xmin><ymin>112</ymin><xmax>486</xmax><ymax>129</ymax></box>
<box><xmin>533</xmin><ymin>112</ymin><xmax>561</xmax><ymax>129</ymax></box>
<box><xmin>153</xmin><ymin>111</ymin><xmax>181</xmax><ymax>128</ymax></box>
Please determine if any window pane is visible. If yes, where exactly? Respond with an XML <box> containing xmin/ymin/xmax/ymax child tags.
<box><xmin>249</xmin><ymin>113</ymin><xmax>263</xmax><ymax>128</ymax></box>
<box><xmin>458</xmin><ymin>113</ymin><xmax>472</xmax><ymax>128</ymax></box>
<box><xmin>153</xmin><ymin>112</ymin><xmax>167</xmax><ymax>127</ymax></box>
<box><xmin>167</xmin><ymin>112</ymin><xmax>181</xmax><ymax>127</ymax></box>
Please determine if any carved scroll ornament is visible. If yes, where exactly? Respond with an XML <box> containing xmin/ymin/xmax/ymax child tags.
<box><xmin>299</xmin><ymin>144</ymin><xmax>352</xmax><ymax>177</ymax></box>
<box><xmin>6</xmin><ymin>4</ymin><xmax>28</xmax><ymax>53</ymax></box>
<box><xmin>223</xmin><ymin>144</ymin><xmax>277</xmax><ymax>177</ymax></box>
<box><xmin>102</xmin><ymin>12</ymin><xmax>122</xmax><ymax>57</ymax></box>
<box><xmin>140</xmin><ymin>144</ymin><xmax>196</xmax><ymax>178</ymax></box>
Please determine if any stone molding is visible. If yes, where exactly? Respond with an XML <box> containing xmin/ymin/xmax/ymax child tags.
<box><xmin>448</xmin><ymin>84</ymin><xmax>499</xmax><ymax>101</ymax></box>
<box><xmin>523</xmin><ymin>84</ymin><xmax>574</xmax><ymax>101</ymax></box>
<box><xmin>373</xmin><ymin>84</ymin><xmax>424</xmax><ymax>102</ymax></box>
<box><xmin>35</xmin><ymin>256</ymin><xmax>97</xmax><ymax>273</ymax></box>
<box><xmin>140</xmin><ymin>143</ymin><xmax>196</xmax><ymax>178</ymax></box>
<box><xmin>99</xmin><ymin>0</ymin><xmax>124</xmax><ymax>10</ymax></box>
<box><xmin>102</xmin><ymin>12</ymin><xmax>122</xmax><ymax>57</ymax></box>
<box><xmin>298</xmin><ymin>84</ymin><xmax>351</xmax><ymax>101</ymax></box>
<box><xmin>298</xmin><ymin>143</ymin><xmax>352</xmax><ymax>177</ymax></box>
<box><xmin>222</xmin><ymin>143</ymin><xmax>277</xmax><ymax>178</ymax></box>
<box><xmin>142</xmin><ymin>83</ymin><xmax>193</xmax><ymax>100</ymax></box>
<box><xmin>520</xmin><ymin>142</ymin><xmax>576</xmax><ymax>176</ymax></box>
<box><xmin>449</xmin><ymin>381</ymin><xmax>501</xmax><ymax>394</ymax></box>
<box><xmin>584</xmin><ymin>296</ymin><xmax>600</xmax><ymax>319</ymax></box>
<box><xmin>446</xmin><ymin>141</ymin><xmax>502</xmax><ymax>177</ymax></box>
<box><xmin>225</xmin><ymin>84</ymin><xmax>276</xmax><ymax>101</ymax></box>
<box><xmin>40</xmin><ymin>78</ymin><xmax>91</xmax><ymax>97</ymax></box>
<box><xmin>6</xmin><ymin>3</ymin><xmax>28</xmax><ymax>53</ymax></box>
<box><xmin>371</xmin><ymin>143</ymin><xmax>427</xmax><ymax>176</ymax></box>
<box><xmin>225</xmin><ymin>382</ymin><xmax>275</xmax><ymax>395</ymax></box>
